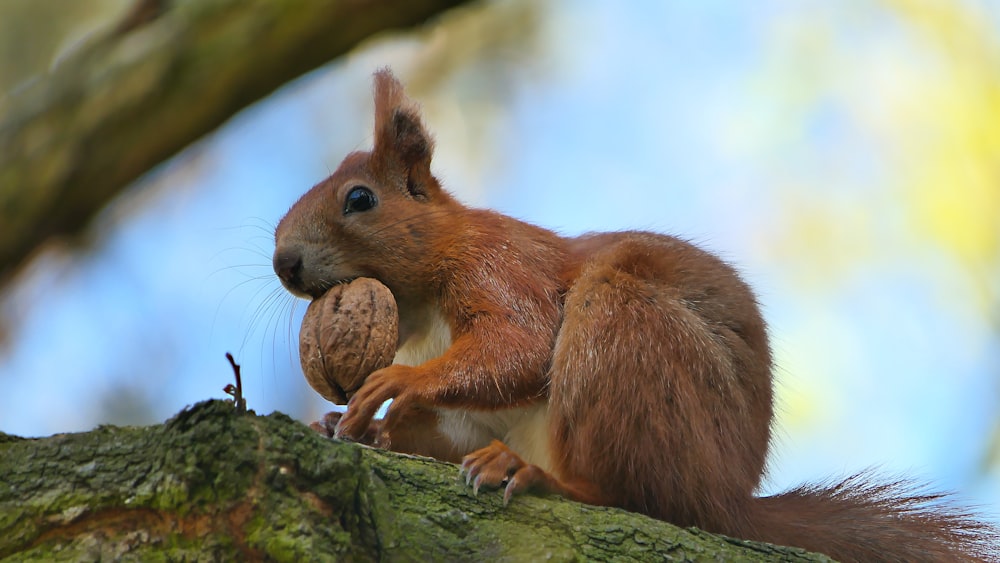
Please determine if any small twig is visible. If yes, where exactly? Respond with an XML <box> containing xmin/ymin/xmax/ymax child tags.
<box><xmin>223</xmin><ymin>352</ymin><xmax>247</xmax><ymax>414</ymax></box>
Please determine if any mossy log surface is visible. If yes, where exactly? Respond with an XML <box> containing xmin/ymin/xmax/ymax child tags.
<box><xmin>0</xmin><ymin>0</ymin><xmax>471</xmax><ymax>287</ymax></box>
<box><xmin>0</xmin><ymin>400</ymin><xmax>831</xmax><ymax>561</ymax></box>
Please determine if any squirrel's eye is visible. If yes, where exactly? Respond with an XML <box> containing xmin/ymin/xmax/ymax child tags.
<box><xmin>344</xmin><ymin>186</ymin><xmax>377</xmax><ymax>214</ymax></box>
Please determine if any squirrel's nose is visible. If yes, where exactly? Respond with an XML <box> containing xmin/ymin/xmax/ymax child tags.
<box><xmin>273</xmin><ymin>248</ymin><xmax>303</xmax><ymax>284</ymax></box>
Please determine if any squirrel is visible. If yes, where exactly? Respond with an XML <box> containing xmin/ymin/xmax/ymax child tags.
<box><xmin>273</xmin><ymin>69</ymin><xmax>996</xmax><ymax>562</ymax></box>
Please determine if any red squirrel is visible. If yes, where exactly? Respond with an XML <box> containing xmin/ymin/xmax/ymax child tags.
<box><xmin>273</xmin><ymin>69</ymin><xmax>996</xmax><ymax>562</ymax></box>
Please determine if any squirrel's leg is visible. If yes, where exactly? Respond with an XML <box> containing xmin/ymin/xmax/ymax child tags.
<box><xmin>466</xmin><ymin>236</ymin><xmax>771</xmax><ymax>529</ymax></box>
<box><xmin>544</xmin><ymin>236</ymin><xmax>768</xmax><ymax>527</ymax></box>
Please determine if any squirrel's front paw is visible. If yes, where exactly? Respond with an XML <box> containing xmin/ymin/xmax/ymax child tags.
<box><xmin>335</xmin><ymin>365</ymin><xmax>414</xmax><ymax>441</ymax></box>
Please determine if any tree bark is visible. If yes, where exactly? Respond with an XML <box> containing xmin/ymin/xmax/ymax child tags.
<box><xmin>0</xmin><ymin>400</ymin><xmax>831</xmax><ymax>561</ymax></box>
<box><xmin>0</xmin><ymin>0</ymin><xmax>472</xmax><ymax>287</ymax></box>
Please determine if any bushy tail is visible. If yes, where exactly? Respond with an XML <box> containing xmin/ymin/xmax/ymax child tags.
<box><xmin>745</xmin><ymin>473</ymin><xmax>997</xmax><ymax>562</ymax></box>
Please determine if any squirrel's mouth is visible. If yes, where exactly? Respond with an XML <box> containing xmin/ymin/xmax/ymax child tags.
<box><xmin>277</xmin><ymin>273</ymin><xmax>360</xmax><ymax>302</ymax></box>
<box><xmin>273</xmin><ymin>246</ymin><xmax>364</xmax><ymax>300</ymax></box>
<box><xmin>308</xmin><ymin>277</ymin><xmax>360</xmax><ymax>301</ymax></box>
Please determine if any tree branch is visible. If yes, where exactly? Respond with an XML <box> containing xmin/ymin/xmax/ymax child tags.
<box><xmin>0</xmin><ymin>400</ymin><xmax>829</xmax><ymax>561</ymax></box>
<box><xmin>0</xmin><ymin>0</ymin><xmax>472</xmax><ymax>287</ymax></box>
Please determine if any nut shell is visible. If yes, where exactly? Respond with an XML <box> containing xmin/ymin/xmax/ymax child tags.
<box><xmin>299</xmin><ymin>278</ymin><xmax>398</xmax><ymax>404</ymax></box>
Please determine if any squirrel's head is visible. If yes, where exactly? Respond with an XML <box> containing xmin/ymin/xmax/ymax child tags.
<box><xmin>273</xmin><ymin>69</ymin><xmax>451</xmax><ymax>300</ymax></box>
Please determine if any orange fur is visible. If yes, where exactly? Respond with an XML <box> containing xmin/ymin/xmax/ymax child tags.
<box><xmin>274</xmin><ymin>69</ymin><xmax>997</xmax><ymax>562</ymax></box>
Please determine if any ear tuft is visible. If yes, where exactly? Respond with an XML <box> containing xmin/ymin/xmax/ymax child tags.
<box><xmin>372</xmin><ymin>68</ymin><xmax>434</xmax><ymax>173</ymax></box>
<box><xmin>372</xmin><ymin>68</ymin><xmax>405</xmax><ymax>140</ymax></box>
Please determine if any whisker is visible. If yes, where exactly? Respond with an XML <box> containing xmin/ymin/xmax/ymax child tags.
<box><xmin>208</xmin><ymin>264</ymin><xmax>273</xmax><ymax>281</ymax></box>
<box><xmin>244</xmin><ymin>286</ymin><xmax>291</xmax><ymax>354</ymax></box>
<box><xmin>243</xmin><ymin>287</ymin><xmax>290</xmax><ymax>383</ymax></box>
<box><xmin>284</xmin><ymin>297</ymin><xmax>303</xmax><ymax>368</ymax></box>
<box><xmin>212</xmin><ymin>274</ymin><xmax>272</xmax><ymax>324</ymax></box>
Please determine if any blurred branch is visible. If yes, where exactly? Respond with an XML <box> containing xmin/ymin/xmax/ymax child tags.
<box><xmin>0</xmin><ymin>0</ymin><xmax>473</xmax><ymax>289</ymax></box>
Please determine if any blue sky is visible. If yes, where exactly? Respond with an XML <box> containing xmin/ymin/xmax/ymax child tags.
<box><xmin>1</xmin><ymin>0</ymin><xmax>997</xmax><ymax>518</ymax></box>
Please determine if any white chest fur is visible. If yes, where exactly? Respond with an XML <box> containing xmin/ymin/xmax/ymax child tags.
<box><xmin>393</xmin><ymin>306</ymin><xmax>453</xmax><ymax>367</ymax></box>
<box><xmin>393</xmin><ymin>307</ymin><xmax>553</xmax><ymax>472</ymax></box>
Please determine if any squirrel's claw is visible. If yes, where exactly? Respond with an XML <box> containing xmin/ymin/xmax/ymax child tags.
<box><xmin>461</xmin><ymin>439</ymin><xmax>529</xmax><ymax>501</ymax></box>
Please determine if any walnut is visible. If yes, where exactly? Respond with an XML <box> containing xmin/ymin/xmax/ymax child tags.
<box><xmin>298</xmin><ymin>278</ymin><xmax>398</xmax><ymax>404</ymax></box>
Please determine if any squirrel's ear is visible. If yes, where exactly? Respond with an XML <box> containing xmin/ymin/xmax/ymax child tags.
<box><xmin>371</xmin><ymin>69</ymin><xmax>437</xmax><ymax>199</ymax></box>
